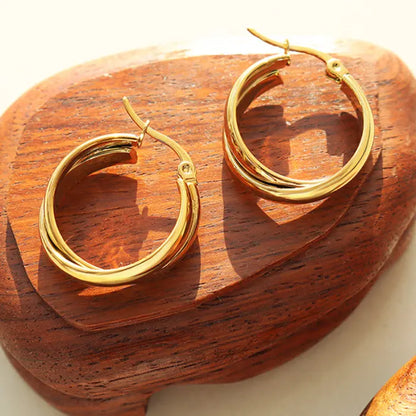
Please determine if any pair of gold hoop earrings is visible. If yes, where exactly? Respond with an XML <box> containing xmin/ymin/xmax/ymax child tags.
<box><xmin>39</xmin><ymin>29</ymin><xmax>374</xmax><ymax>286</ymax></box>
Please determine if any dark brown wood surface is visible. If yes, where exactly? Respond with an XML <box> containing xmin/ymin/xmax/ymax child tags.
<box><xmin>0</xmin><ymin>39</ymin><xmax>415</xmax><ymax>415</ymax></box>
<box><xmin>361</xmin><ymin>356</ymin><xmax>416</xmax><ymax>415</ymax></box>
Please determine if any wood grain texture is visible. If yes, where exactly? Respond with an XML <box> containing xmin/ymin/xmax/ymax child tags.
<box><xmin>361</xmin><ymin>356</ymin><xmax>416</xmax><ymax>415</ymax></box>
<box><xmin>0</xmin><ymin>39</ymin><xmax>415</xmax><ymax>415</ymax></box>
<box><xmin>7</xmin><ymin>50</ymin><xmax>382</xmax><ymax>331</ymax></box>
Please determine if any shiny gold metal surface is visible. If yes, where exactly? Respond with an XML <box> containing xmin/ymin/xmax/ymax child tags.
<box><xmin>39</xmin><ymin>98</ymin><xmax>200</xmax><ymax>286</ymax></box>
<box><xmin>223</xmin><ymin>29</ymin><xmax>375</xmax><ymax>202</ymax></box>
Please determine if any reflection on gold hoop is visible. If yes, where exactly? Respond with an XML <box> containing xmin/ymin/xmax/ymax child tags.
<box><xmin>224</xmin><ymin>28</ymin><xmax>374</xmax><ymax>202</ymax></box>
<box><xmin>39</xmin><ymin>98</ymin><xmax>200</xmax><ymax>286</ymax></box>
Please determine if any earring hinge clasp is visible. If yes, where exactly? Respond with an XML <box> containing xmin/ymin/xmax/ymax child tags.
<box><xmin>137</xmin><ymin>120</ymin><xmax>150</xmax><ymax>146</ymax></box>
<box><xmin>121</xmin><ymin>96</ymin><xmax>197</xmax><ymax>183</ymax></box>
<box><xmin>247</xmin><ymin>28</ymin><xmax>349</xmax><ymax>83</ymax></box>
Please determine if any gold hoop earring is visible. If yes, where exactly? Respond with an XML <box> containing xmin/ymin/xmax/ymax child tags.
<box><xmin>223</xmin><ymin>28</ymin><xmax>375</xmax><ymax>202</ymax></box>
<box><xmin>39</xmin><ymin>97</ymin><xmax>200</xmax><ymax>286</ymax></box>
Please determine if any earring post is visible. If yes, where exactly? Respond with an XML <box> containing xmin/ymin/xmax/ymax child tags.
<box><xmin>247</xmin><ymin>28</ymin><xmax>349</xmax><ymax>81</ymax></box>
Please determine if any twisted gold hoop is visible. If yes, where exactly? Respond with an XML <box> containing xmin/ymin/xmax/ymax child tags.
<box><xmin>223</xmin><ymin>29</ymin><xmax>375</xmax><ymax>202</ymax></box>
<box><xmin>39</xmin><ymin>97</ymin><xmax>200</xmax><ymax>286</ymax></box>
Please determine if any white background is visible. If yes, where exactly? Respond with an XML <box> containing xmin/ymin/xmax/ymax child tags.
<box><xmin>0</xmin><ymin>1</ymin><xmax>415</xmax><ymax>415</ymax></box>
